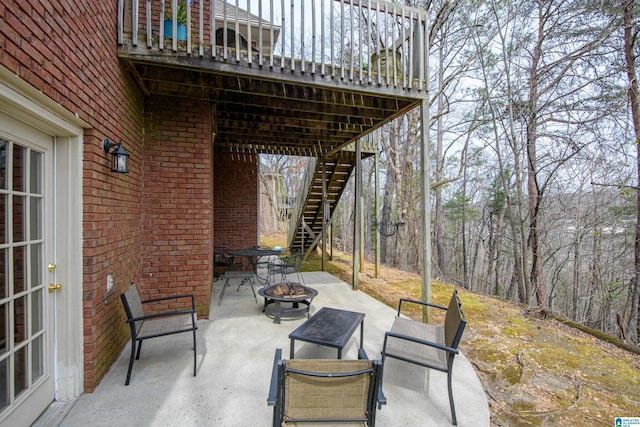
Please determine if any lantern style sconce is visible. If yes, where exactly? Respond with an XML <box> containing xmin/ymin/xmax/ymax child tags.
<box><xmin>102</xmin><ymin>138</ymin><xmax>130</xmax><ymax>173</ymax></box>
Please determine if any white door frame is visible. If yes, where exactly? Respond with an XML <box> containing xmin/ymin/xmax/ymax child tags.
<box><xmin>0</xmin><ymin>66</ymin><xmax>85</xmax><ymax>400</ymax></box>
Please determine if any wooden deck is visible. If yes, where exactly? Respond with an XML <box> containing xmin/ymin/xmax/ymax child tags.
<box><xmin>118</xmin><ymin>0</ymin><xmax>429</xmax><ymax>157</ymax></box>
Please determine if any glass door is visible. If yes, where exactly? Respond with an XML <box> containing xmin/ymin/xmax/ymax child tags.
<box><xmin>0</xmin><ymin>117</ymin><xmax>54</xmax><ymax>425</ymax></box>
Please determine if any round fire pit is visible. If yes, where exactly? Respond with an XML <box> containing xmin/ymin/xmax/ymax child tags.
<box><xmin>258</xmin><ymin>282</ymin><xmax>318</xmax><ymax>324</ymax></box>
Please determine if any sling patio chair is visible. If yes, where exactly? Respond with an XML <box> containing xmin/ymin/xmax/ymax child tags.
<box><xmin>268</xmin><ymin>348</ymin><xmax>386</xmax><ymax>426</ymax></box>
<box><xmin>120</xmin><ymin>282</ymin><xmax>198</xmax><ymax>385</ymax></box>
<box><xmin>381</xmin><ymin>290</ymin><xmax>467</xmax><ymax>425</ymax></box>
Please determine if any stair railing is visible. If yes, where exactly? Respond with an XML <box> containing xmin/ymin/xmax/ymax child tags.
<box><xmin>287</xmin><ymin>157</ymin><xmax>317</xmax><ymax>249</ymax></box>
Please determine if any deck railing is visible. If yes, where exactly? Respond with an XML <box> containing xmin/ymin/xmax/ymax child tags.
<box><xmin>118</xmin><ymin>0</ymin><xmax>429</xmax><ymax>91</ymax></box>
<box><xmin>342</xmin><ymin>133</ymin><xmax>378</xmax><ymax>153</ymax></box>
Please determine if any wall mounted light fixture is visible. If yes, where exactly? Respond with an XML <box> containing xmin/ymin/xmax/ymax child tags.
<box><xmin>102</xmin><ymin>138</ymin><xmax>130</xmax><ymax>173</ymax></box>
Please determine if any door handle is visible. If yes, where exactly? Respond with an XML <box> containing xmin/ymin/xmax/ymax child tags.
<box><xmin>48</xmin><ymin>283</ymin><xmax>61</xmax><ymax>293</ymax></box>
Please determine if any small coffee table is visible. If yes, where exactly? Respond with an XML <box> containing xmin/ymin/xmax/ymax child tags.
<box><xmin>288</xmin><ymin>307</ymin><xmax>365</xmax><ymax>359</ymax></box>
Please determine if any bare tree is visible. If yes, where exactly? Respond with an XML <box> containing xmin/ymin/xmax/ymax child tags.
<box><xmin>622</xmin><ymin>0</ymin><xmax>640</xmax><ymax>342</ymax></box>
<box><xmin>260</xmin><ymin>155</ymin><xmax>308</xmax><ymax>235</ymax></box>
<box><xmin>321</xmin><ymin>0</ymin><xmax>640</xmax><ymax>345</ymax></box>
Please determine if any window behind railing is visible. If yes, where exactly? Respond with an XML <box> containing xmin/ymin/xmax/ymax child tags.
<box><xmin>118</xmin><ymin>0</ymin><xmax>428</xmax><ymax>91</ymax></box>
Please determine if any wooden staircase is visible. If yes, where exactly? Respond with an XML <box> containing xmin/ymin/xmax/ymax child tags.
<box><xmin>288</xmin><ymin>140</ymin><xmax>377</xmax><ymax>254</ymax></box>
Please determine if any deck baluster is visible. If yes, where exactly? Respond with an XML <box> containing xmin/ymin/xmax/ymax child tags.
<box><xmin>117</xmin><ymin>0</ymin><xmax>428</xmax><ymax>93</ymax></box>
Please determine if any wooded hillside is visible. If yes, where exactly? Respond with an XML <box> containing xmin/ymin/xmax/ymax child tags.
<box><xmin>260</xmin><ymin>1</ymin><xmax>640</xmax><ymax>348</ymax></box>
<box><xmin>279</xmin><ymin>239</ymin><xmax>640</xmax><ymax>425</ymax></box>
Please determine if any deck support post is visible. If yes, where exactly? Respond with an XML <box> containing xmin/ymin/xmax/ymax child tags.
<box><xmin>420</xmin><ymin>98</ymin><xmax>431</xmax><ymax>322</ymax></box>
<box><xmin>352</xmin><ymin>138</ymin><xmax>362</xmax><ymax>290</ymax></box>
<box><xmin>321</xmin><ymin>160</ymin><xmax>327</xmax><ymax>271</ymax></box>
<box><xmin>374</xmin><ymin>141</ymin><xmax>380</xmax><ymax>278</ymax></box>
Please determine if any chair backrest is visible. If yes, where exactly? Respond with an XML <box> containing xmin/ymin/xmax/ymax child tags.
<box><xmin>214</xmin><ymin>246</ymin><xmax>235</xmax><ymax>266</ymax></box>
<box><xmin>281</xmin><ymin>358</ymin><xmax>375</xmax><ymax>424</ymax></box>
<box><xmin>444</xmin><ymin>290</ymin><xmax>467</xmax><ymax>350</ymax></box>
<box><xmin>286</xmin><ymin>253</ymin><xmax>304</xmax><ymax>271</ymax></box>
<box><xmin>120</xmin><ymin>283</ymin><xmax>145</xmax><ymax>333</ymax></box>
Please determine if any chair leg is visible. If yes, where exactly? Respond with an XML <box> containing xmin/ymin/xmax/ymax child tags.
<box><xmin>192</xmin><ymin>325</ymin><xmax>197</xmax><ymax>377</ymax></box>
<box><xmin>249</xmin><ymin>275</ymin><xmax>257</xmax><ymax>303</ymax></box>
<box><xmin>218</xmin><ymin>276</ymin><xmax>230</xmax><ymax>305</ymax></box>
<box><xmin>447</xmin><ymin>368</ymin><xmax>457</xmax><ymax>426</ymax></box>
<box><xmin>135</xmin><ymin>340</ymin><xmax>143</xmax><ymax>360</ymax></box>
<box><xmin>269</xmin><ymin>267</ymin><xmax>277</xmax><ymax>285</ymax></box>
<box><xmin>125</xmin><ymin>340</ymin><xmax>137</xmax><ymax>386</ymax></box>
<box><xmin>296</xmin><ymin>270</ymin><xmax>305</xmax><ymax>285</ymax></box>
<box><xmin>379</xmin><ymin>347</ymin><xmax>388</xmax><ymax>395</ymax></box>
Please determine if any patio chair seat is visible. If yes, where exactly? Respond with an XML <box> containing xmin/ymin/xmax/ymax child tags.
<box><xmin>381</xmin><ymin>290</ymin><xmax>466</xmax><ymax>425</ymax></box>
<box><xmin>383</xmin><ymin>317</ymin><xmax>447</xmax><ymax>371</ymax></box>
<box><xmin>136</xmin><ymin>313</ymin><xmax>195</xmax><ymax>338</ymax></box>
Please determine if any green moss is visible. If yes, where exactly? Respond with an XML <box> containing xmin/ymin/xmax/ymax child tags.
<box><xmin>452</xmin><ymin>291</ymin><xmax>484</xmax><ymax>311</ymax></box>
<box><xmin>511</xmin><ymin>401</ymin><xmax>537</xmax><ymax>413</ymax></box>
<box><xmin>502</xmin><ymin>364</ymin><xmax>523</xmax><ymax>385</ymax></box>
<box><xmin>495</xmin><ymin>401</ymin><xmax>545</xmax><ymax>427</ymax></box>
<box><xmin>502</xmin><ymin>318</ymin><xmax>532</xmax><ymax>337</ymax></box>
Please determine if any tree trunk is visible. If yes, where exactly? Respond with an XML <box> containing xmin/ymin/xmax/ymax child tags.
<box><xmin>380</xmin><ymin>123</ymin><xmax>400</xmax><ymax>265</ymax></box>
<box><xmin>525</xmin><ymin>2</ymin><xmax>546</xmax><ymax>308</ymax></box>
<box><xmin>623</xmin><ymin>1</ymin><xmax>640</xmax><ymax>343</ymax></box>
<box><xmin>434</xmin><ymin>37</ymin><xmax>447</xmax><ymax>277</ymax></box>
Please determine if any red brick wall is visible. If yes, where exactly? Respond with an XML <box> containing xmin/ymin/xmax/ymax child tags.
<box><xmin>1</xmin><ymin>1</ymin><xmax>145</xmax><ymax>391</ymax></box>
<box><xmin>140</xmin><ymin>95</ymin><xmax>214</xmax><ymax>316</ymax></box>
<box><xmin>214</xmin><ymin>152</ymin><xmax>258</xmax><ymax>251</ymax></box>
<box><xmin>0</xmin><ymin>0</ymin><xmax>259</xmax><ymax>394</ymax></box>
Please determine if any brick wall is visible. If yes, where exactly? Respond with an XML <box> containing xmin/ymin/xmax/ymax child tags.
<box><xmin>1</xmin><ymin>1</ymin><xmax>145</xmax><ymax>391</ymax></box>
<box><xmin>140</xmin><ymin>95</ymin><xmax>214</xmax><ymax>316</ymax></box>
<box><xmin>0</xmin><ymin>0</ymin><xmax>259</xmax><ymax>394</ymax></box>
<box><xmin>214</xmin><ymin>151</ymin><xmax>258</xmax><ymax>252</ymax></box>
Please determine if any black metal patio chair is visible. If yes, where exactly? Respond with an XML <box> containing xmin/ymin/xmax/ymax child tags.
<box><xmin>381</xmin><ymin>290</ymin><xmax>467</xmax><ymax>425</ymax></box>
<box><xmin>268</xmin><ymin>348</ymin><xmax>386</xmax><ymax>426</ymax></box>
<box><xmin>267</xmin><ymin>252</ymin><xmax>305</xmax><ymax>285</ymax></box>
<box><xmin>120</xmin><ymin>282</ymin><xmax>198</xmax><ymax>385</ymax></box>
<box><xmin>214</xmin><ymin>246</ymin><xmax>242</xmax><ymax>280</ymax></box>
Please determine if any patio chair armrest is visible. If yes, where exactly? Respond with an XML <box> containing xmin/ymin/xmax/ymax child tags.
<box><xmin>397</xmin><ymin>297</ymin><xmax>447</xmax><ymax>316</ymax></box>
<box><xmin>267</xmin><ymin>348</ymin><xmax>283</xmax><ymax>406</ymax></box>
<box><xmin>125</xmin><ymin>308</ymin><xmax>196</xmax><ymax>324</ymax></box>
<box><xmin>384</xmin><ymin>330</ymin><xmax>459</xmax><ymax>355</ymax></box>
<box><xmin>358</xmin><ymin>347</ymin><xmax>369</xmax><ymax>360</ymax></box>
<box><xmin>142</xmin><ymin>294</ymin><xmax>196</xmax><ymax>310</ymax></box>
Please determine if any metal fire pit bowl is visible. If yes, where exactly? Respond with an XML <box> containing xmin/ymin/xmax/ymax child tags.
<box><xmin>257</xmin><ymin>282</ymin><xmax>318</xmax><ymax>324</ymax></box>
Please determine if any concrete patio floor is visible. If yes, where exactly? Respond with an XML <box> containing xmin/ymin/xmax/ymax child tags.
<box><xmin>55</xmin><ymin>272</ymin><xmax>489</xmax><ymax>427</ymax></box>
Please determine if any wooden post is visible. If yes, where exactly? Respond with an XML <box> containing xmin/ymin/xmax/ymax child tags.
<box><xmin>360</xmin><ymin>194</ymin><xmax>364</xmax><ymax>273</ymax></box>
<box><xmin>420</xmin><ymin>98</ymin><xmax>431</xmax><ymax>322</ymax></box>
<box><xmin>321</xmin><ymin>160</ymin><xmax>327</xmax><ymax>271</ymax></box>
<box><xmin>374</xmin><ymin>145</ymin><xmax>380</xmax><ymax>278</ymax></box>
<box><xmin>353</xmin><ymin>138</ymin><xmax>362</xmax><ymax>290</ymax></box>
<box><xmin>330</xmin><ymin>218</ymin><xmax>334</xmax><ymax>261</ymax></box>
